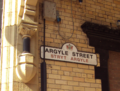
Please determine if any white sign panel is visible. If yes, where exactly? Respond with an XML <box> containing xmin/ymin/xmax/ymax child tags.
<box><xmin>41</xmin><ymin>43</ymin><xmax>97</xmax><ymax>65</ymax></box>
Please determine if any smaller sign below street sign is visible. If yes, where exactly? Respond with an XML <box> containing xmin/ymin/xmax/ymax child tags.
<box><xmin>41</xmin><ymin>43</ymin><xmax>97</xmax><ymax>65</ymax></box>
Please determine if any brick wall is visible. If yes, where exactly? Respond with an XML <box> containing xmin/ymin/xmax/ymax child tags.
<box><xmin>46</xmin><ymin>60</ymin><xmax>101</xmax><ymax>91</ymax></box>
<box><xmin>108</xmin><ymin>51</ymin><xmax>120</xmax><ymax>91</ymax></box>
<box><xmin>38</xmin><ymin>0</ymin><xmax>120</xmax><ymax>91</ymax></box>
<box><xmin>84</xmin><ymin>0</ymin><xmax>120</xmax><ymax>27</ymax></box>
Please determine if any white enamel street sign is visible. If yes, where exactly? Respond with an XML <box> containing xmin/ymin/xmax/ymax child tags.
<box><xmin>41</xmin><ymin>43</ymin><xmax>97</xmax><ymax>65</ymax></box>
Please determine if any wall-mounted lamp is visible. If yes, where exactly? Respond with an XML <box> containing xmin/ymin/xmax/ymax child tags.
<box><xmin>56</xmin><ymin>11</ymin><xmax>61</xmax><ymax>23</ymax></box>
<box><xmin>117</xmin><ymin>20</ymin><xmax>120</xmax><ymax>26</ymax></box>
<box><xmin>79</xmin><ymin>0</ymin><xmax>83</xmax><ymax>4</ymax></box>
<box><xmin>117</xmin><ymin>20</ymin><xmax>120</xmax><ymax>29</ymax></box>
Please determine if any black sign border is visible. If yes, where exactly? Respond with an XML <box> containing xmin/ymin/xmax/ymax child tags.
<box><xmin>40</xmin><ymin>43</ymin><xmax>97</xmax><ymax>66</ymax></box>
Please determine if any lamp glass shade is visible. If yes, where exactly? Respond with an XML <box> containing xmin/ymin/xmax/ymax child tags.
<box><xmin>79</xmin><ymin>0</ymin><xmax>83</xmax><ymax>2</ymax></box>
